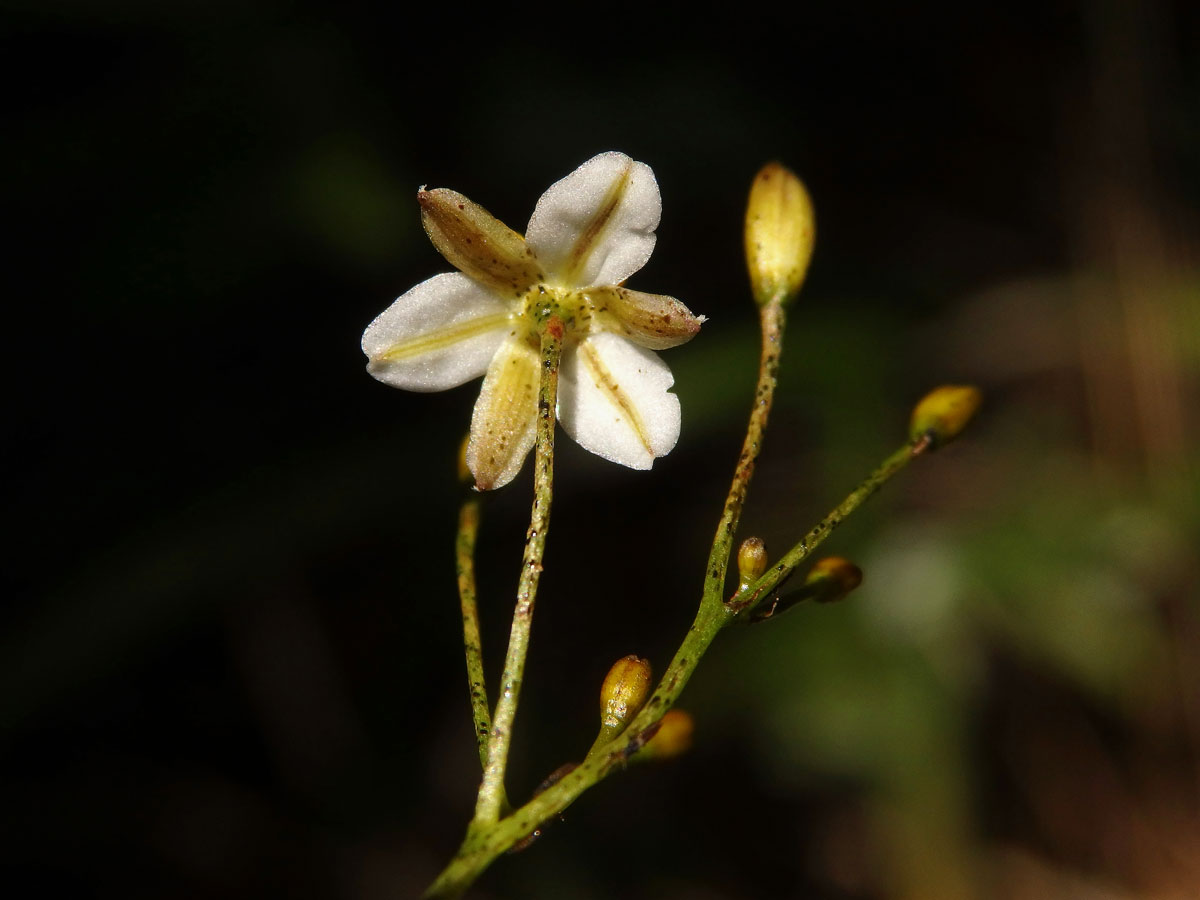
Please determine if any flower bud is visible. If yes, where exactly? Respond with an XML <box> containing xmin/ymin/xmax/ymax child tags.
<box><xmin>804</xmin><ymin>556</ymin><xmax>863</xmax><ymax>604</ymax></box>
<box><xmin>635</xmin><ymin>709</ymin><xmax>694</xmax><ymax>762</ymax></box>
<box><xmin>750</xmin><ymin>556</ymin><xmax>863</xmax><ymax>622</ymax></box>
<box><xmin>909</xmin><ymin>385</ymin><xmax>983</xmax><ymax>450</ymax></box>
<box><xmin>599</xmin><ymin>655</ymin><xmax>652</xmax><ymax>739</ymax></box>
<box><xmin>737</xmin><ymin>537</ymin><xmax>768</xmax><ymax>584</ymax></box>
<box><xmin>744</xmin><ymin>162</ymin><xmax>816</xmax><ymax>307</ymax></box>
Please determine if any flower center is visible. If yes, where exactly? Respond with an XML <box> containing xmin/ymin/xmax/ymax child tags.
<box><xmin>517</xmin><ymin>285</ymin><xmax>599</xmax><ymax>344</ymax></box>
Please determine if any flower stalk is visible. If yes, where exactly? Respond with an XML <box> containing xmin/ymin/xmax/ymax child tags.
<box><xmin>701</xmin><ymin>298</ymin><xmax>788</xmax><ymax>611</ymax></box>
<box><xmin>472</xmin><ymin>315</ymin><xmax>564</xmax><ymax>826</ymax></box>
<box><xmin>425</xmin><ymin>432</ymin><xmax>934</xmax><ymax>897</ymax></box>
<box><xmin>455</xmin><ymin>494</ymin><xmax>491</xmax><ymax>769</ymax></box>
<box><xmin>702</xmin><ymin>161</ymin><xmax>814</xmax><ymax>610</ymax></box>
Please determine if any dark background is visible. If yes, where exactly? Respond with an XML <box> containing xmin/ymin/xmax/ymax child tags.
<box><xmin>5</xmin><ymin>1</ymin><xmax>1199</xmax><ymax>897</ymax></box>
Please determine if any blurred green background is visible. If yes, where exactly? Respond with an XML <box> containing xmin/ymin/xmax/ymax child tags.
<box><xmin>5</xmin><ymin>1</ymin><xmax>1199</xmax><ymax>897</ymax></box>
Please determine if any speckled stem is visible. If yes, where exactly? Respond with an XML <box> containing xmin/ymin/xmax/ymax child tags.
<box><xmin>455</xmin><ymin>496</ymin><xmax>490</xmax><ymax>769</ymax></box>
<box><xmin>425</xmin><ymin>299</ymin><xmax>790</xmax><ymax>898</ymax></box>
<box><xmin>424</xmin><ymin>592</ymin><xmax>727</xmax><ymax>900</ymax></box>
<box><xmin>728</xmin><ymin>436</ymin><xmax>931</xmax><ymax>615</ymax></box>
<box><xmin>701</xmin><ymin>297</ymin><xmax>787</xmax><ymax>609</ymax></box>
<box><xmin>472</xmin><ymin>317</ymin><xmax>563</xmax><ymax>827</ymax></box>
<box><xmin>425</xmin><ymin>434</ymin><xmax>931</xmax><ymax>899</ymax></box>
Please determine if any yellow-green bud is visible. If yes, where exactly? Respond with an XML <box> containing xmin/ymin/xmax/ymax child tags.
<box><xmin>804</xmin><ymin>557</ymin><xmax>863</xmax><ymax>604</ymax></box>
<box><xmin>636</xmin><ymin>709</ymin><xmax>694</xmax><ymax>762</ymax></box>
<box><xmin>599</xmin><ymin>655</ymin><xmax>652</xmax><ymax>739</ymax></box>
<box><xmin>909</xmin><ymin>385</ymin><xmax>983</xmax><ymax>450</ymax></box>
<box><xmin>744</xmin><ymin>162</ymin><xmax>816</xmax><ymax>307</ymax></box>
<box><xmin>737</xmin><ymin>537</ymin><xmax>768</xmax><ymax>584</ymax></box>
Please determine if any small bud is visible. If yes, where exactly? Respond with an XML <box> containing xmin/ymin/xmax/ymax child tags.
<box><xmin>909</xmin><ymin>385</ymin><xmax>983</xmax><ymax>450</ymax></box>
<box><xmin>744</xmin><ymin>162</ymin><xmax>816</xmax><ymax>307</ymax></box>
<box><xmin>737</xmin><ymin>537</ymin><xmax>768</xmax><ymax>584</ymax></box>
<box><xmin>804</xmin><ymin>556</ymin><xmax>863</xmax><ymax>604</ymax></box>
<box><xmin>598</xmin><ymin>655</ymin><xmax>652</xmax><ymax>739</ymax></box>
<box><xmin>635</xmin><ymin>709</ymin><xmax>694</xmax><ymax>762</ymax></box>
<box><xmin>750</xmin><ymin>556</ymin><xmax>863</xmax><ymax>622</ymax></box>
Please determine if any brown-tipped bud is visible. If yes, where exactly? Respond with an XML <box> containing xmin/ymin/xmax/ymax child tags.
<box><xmin>599</xmin><ymin>655</ymin><xmax>652</xmax><ymax>738</ymax></box>
<box><xmin>636</xmin><ymin>709</ymin><xmax>694</xmax><ymax>762</ymax></box>
<box><xmin>909</xmin><ymin>385</ymin><xmax>983</xmax><ymax>450</ymax></box>
<box><xmin>804</xmin><ymin>556</ymin><xmax>863</xmax><ymax>604</ymax></box>
<box><xmin>744</xmin><ymin>162</ymin><xmax>816</xmax><ymax>307</ymax></box>
<box><xmin>751</xmin><ymin>556</ymin><xmax>863</xmax><ymax>622</ymax></box>
<box><xmin>737</xmin><ymin>537</ymin><xmax>768</xmax><ymax>584</ymax></box>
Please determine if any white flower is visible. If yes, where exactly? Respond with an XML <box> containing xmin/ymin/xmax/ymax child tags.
<box><xmin>362</xmin><ymin>152</ymin><xmax>704</xmax><ymax>490</ymax></box>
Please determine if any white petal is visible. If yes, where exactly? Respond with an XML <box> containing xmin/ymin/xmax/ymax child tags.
<box><xmin>524</xmin><ymin>151</ymin><xmax>661</xmax><ymax>289</ymax></box>
<box><xmin>558</xmin><ymin>332</ymin><xmax>681</xmax><ymax>470</ymax></box>
<box><xmin>362</xmin><ymin>272</ymin><xmax>512</xmax><ymax>391</ymax></box>
<box><xmin>466</xmin><ymin>334</ymin><xmax>540</xmax><ymax>490</ymax></box>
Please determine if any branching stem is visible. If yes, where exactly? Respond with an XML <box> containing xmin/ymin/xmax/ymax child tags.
<box><xmin>424</xmin><ymin>434</ymin><xmax>924</xmax><ymax>897</ymax></box>
<box><xmin>729</xmin><ymin>435</ymin><xmax>931</xmax><ymax>614</ymax></box>
<box><xmin>426</xmin><ymin>302</ymin><xmax>931</xmax><ymax>898</ymax></box>
<box><xmin>701</xmin><ymin>298</ymin><xmax>787</xmax><ymax>609</ymax></box>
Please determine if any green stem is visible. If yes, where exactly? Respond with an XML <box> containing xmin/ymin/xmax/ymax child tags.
<box><xmin>425</xmin><ymin>301</ymin><xmax>790</xmax><ymax>898</ymax></box>
<box><xmin>424</xmin><ymin>280</ymin><xmax>941</xmax><ymax>897</ymax></box>
<box><xmin>425</xmin><ymin>599</ymin><xmax>730</xmax><ymax>899</ymax></box>
<box><xmin>701</xmin><ymin>298</ymin><xmax>787</xmax><ymax>608</ymax></box>
<box><xmin>730</xmin><ymin>435</ymin><xmax>932</xmax><ymax>614</ymax></box>
<box><xmin>455</xmin><ymin>496</ymin><xmax>495</xmax><ymax>771</ymax></box>
<box><xmin>426</xmin><ymin>436</ymin><xmax>931</xmax><ymax>897</ymax></box>
<box><xmin>472</xmin><ymin>317</ymin><xmax>564</xmax><ymax>826</ymax></box>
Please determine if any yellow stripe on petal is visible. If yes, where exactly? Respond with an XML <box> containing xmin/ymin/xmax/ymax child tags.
<box><xmin>524</xmin><ymin>152</ymin><xmax>662</xmax><ymax>288</ymax></box>
<box><xmin>559</xmin><ymin>159</ymin><xmax>633</xmax><ymax>286</ymax></box>
<box><xmin>578</xmin><ymin>340</ymin><xmax>655</xmax><ymax>459</ymax></box>
<box><xmin>375</xmin><ymin>312</ymin><xmax>512</xmax><ymax>362</ymax></box>
<box><xmin>558</xmin><ymin>333</ymin><xmax>680</xmax><ymax>470</ymax></box>
<box><xmin>361</xmin><ymin>272</ymin><xmax>512</xmax><ymax>392</ymax></box>
<box><xmin>466</xmin><ymin>335</ymin><xmax>541</xmax><ymax>490</ymax></box>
